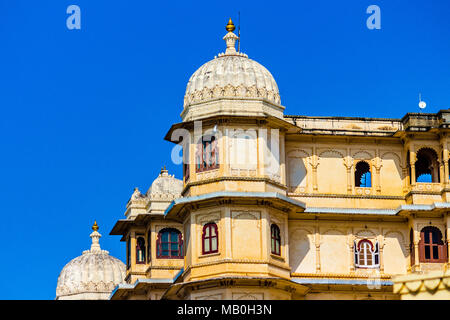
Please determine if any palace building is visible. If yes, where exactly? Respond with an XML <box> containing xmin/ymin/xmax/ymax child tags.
<box><xmin>57</xmin><ymin>19</ymin><xmax>450</xmax><ymax>300</ymax></box>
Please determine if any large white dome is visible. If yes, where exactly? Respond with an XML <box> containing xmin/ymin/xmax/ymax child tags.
<box><xmin>56</xmin><ymin>222</ymin><xmax>126</xmax><ymax>300</ymax></box>
<box><xmin>183</xmin><ymin>20</ymin><xmax>280</xmax><ymax>108</ymax></box>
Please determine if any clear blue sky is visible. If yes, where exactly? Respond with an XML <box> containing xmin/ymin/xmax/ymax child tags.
<box><xmin>0</xmin><ymin>0</ymin><xmax>449</xmax><ymax>299</ymax></box>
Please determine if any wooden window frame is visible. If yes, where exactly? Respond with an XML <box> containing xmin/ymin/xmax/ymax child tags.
<box><xmin>419</xmin><ymin>226</ymin><xmax>447</xmax><ymax>263</ymax></box>
<box><xmin>156</xmin><ymin>228</ymin><xmax>183</xmax><ymax>259</ymax></box>
<box><xmin>196</xmin><ymin>136</ymin><xmax>219</xmax><ymax>173</ymax></box>
<box><xmin>271</xmin><ymin>224</ymin><xmax>281</xmax><ymax>256</ymax></box>
<box><xmin>202</xmin><ymin>223</ymin><xmax>219</xmax><ymax>255</ymax></box>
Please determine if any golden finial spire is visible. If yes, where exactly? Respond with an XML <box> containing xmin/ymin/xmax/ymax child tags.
<box><xmin>92</xmin><ymin>220</ymin><xmax>99</xmax><ymax>232</ymax></box>
<box><xmin>226</xmin><ymin>18</ymin><xmax>235</xmax><ymax>32</ymax></box>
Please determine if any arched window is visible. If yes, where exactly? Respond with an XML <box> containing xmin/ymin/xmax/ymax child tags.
<box><xmin>415</xmin><ymin>148</ymin><xmax>440</xmax><ymax>183</ymax></box>
<box><xmin>196</xmin><ymin>135</ymin><xmax>219</xmax><ymax>172</ymax></box>
<box><xmin>355</xmin><ymin>161</ymin><xmax>371</xmax><ymax>188</ymax></box>
<box><xmin>419</xmin><ymin>226</ymin><xmax>447</xmax><ymax>263</ymax></box>
<box><xmin>271</xmin><ymin>224</ymin><xmax>281</xmax><ymax>256</ymax></box>
<box><xmin>136</xmin><ymin>236</ymin><xmax>146</xmax><ymax>264</ymax></box>
<box><xmin>157</xmin><ymin>228</ymin><xmax>183</xmax><ymax>259</ymax></box>
<box><xmin>202</xmin><ymin>223</ymin><xmax>218</xmax><ymax>254</ymax></box>
<box><xmin>354</xmin><ymin>239</ymin><xmax>379</xmax><ymax>268</ymax></box>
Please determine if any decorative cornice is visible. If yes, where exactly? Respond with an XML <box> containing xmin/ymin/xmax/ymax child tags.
<box><xmin>184</xmin><ymin>85</ymin><xmax>281</xmax><ymax>108</ymax></box>
<box><xmin>291</xmin><ymin>272</ymin><xmax>392</xmax><ymax>280</ymax></box>
<box><xmin>182</xmin><ymin>176</ymin><xmax>287</xmax><ymax>196</ymax></box>
<box><xmin>185</xmin><ymin>258</ymin><xmax>291</xmax><ymax>273</ymax></box>
<box><xmin>393</xmin><ymin>270</ymin><xmax>450</xmax><ymax>295</ymax></box>
<box><xmin>288</xmin><ymin>192</ymin><xmax>405</xmax><ymax>200</ymax></box>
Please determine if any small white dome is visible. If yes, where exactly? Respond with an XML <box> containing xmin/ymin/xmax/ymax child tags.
<box><xmin>56</xmin><ymin>223</ymin><xmax>126</xmax><ymax>300</ymax></box>
<box><xmin>147</xmin><ymin>167</ymin><xmax>183</xmax><ymax>198</ymax></box>
<box><xmin>183</xmin><ymin>23</ymin><xmax>280</xmax><ymax>108</ymax></box>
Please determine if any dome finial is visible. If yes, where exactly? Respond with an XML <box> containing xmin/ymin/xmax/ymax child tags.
<box><xmin>226</xmin><ymin>18</ymin><xmax>235</xmax><ymax>32</ymax></box>
<box><xmin>89</xmin><ymin>221</ymin><xmax>102</xmax><ymax>252</ymax></box>
<box><xmin>223</xmin><ymin>18</ymin><xmax>239</xmax><ymax>55</ymax></box>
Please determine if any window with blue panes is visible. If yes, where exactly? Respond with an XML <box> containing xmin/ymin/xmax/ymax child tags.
<box><xmin>157</xmin><ymin>228</ymin><xmax>183</xmax><ymax>259</ymax></box>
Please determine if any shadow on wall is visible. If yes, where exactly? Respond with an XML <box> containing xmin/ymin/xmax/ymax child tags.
<box><xmin>289</xmin><ymin>229</ymin><xmax>313</xmax><ymax>273</ymax></box>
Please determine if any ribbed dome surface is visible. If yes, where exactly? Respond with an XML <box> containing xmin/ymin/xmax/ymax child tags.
<box><xmin>183</xmin><ymin>27</ymin><xmax>280</xmax><ymax>108</ymax></box>
<box><xmin>147</xmin><ymin>168</ymin><xmax>183</xmax><ymax>198</ymax></box>
<box><xmin>56</xmin><ymin>250</ymin><xmax>126</xmax><ymax>298</ymax></box>
<box><xmin>56</xmin><ymin>225</ymin><xmax>126</xmax><ymax>300</ymax></box>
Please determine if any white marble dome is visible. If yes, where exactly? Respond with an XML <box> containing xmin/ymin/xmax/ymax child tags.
<box><xmin>56</xmin><ymin>223</ymin><xmax>126</xmax><ymax>300</ymax></box>
<box><xmin>183</xmin><ymin>21</ymin><xmax>280</xmax><ymax>108</ymax></box>
<box><xmin>146</xmin><ymin>167</ymin><xmax>183</xmax><ymax>198</ymax></box>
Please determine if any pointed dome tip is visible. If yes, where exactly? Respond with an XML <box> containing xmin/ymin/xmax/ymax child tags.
<box><xmin>92</xmin><ymin>221</ymin><xmax>99</xmax><ymax>232</ymax></box>
<box><xmin>226</xmin><ymin>18</ymin><xmax>235</xmax><ymax>32</ymax></box>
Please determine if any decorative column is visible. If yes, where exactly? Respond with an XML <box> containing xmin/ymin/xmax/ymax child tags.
<box><xmin>373</xmin><ymin>159</ymin><xmax>382</xmax><ymax>194</ymax></box>
<box><xmin>377</xmin><ymin>235</ymin><xmax>385</xmax><ymax>274</ymax></box>
<box><xmin>311</xmin><ymin>161</ymin><xmax>319</xmax><ymax>192</ymax></box>
<box><xmin>410</xmin><ymin>150</ymin><xmax>416</xmax><ymax>186</ymax></box>
<box><xmin>349</xmin><ymin>234</ymin><xmax>355</xmax><ymax>273</ymax></box>
<box><xmin>311</xmin><ymin>146</ymin><xmax>319</xmax><ymax>192</ymax></box>
<box><xmin>344</xmin><ymin>157</ymin><xmax>353</xmax><ymax>193</ymax></box>
<box><xmin>444</xmin><ymin>150</ymin><xmax>449</xmax><ymax>185</ymax></box>
<box><xmin>413</xmin><ymin>227</ymin><xmax>420</xmax><ymax>270</ymax></box>
<box><xmin>402</xmin><ymin>167</ymin><xmax>409</xmax><ymax>193</ymax></box>
<box><xmin>315</xmin><ymin>227</ymin><xmax>321</xmax><ymax>272</ymax></box>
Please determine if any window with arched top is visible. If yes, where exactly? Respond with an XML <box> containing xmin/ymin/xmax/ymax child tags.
<box><xmin>202</xmin><ymin>223</ymin><xmax>218</xmax><ymax>255</ymax></box>
<box><xmin>354</xmin><ymin>239</ymin><xmax>379</xmax><ymax>268</ymax></box>
<box><xmin>355</xmin><ymin>161</ymin><xmax>371</xmax><ymax>188</ymax></box>
<box><xmin>415</xmin><ymin>148</ymin><xmax>440</xmax><ymax>183</ymax></box>
<box><xmin>271</xmin><ymin>224</ymin><xmax>281</xmax><ymax>256</ymax></box>
<box><xmin>419</xmin><ymin>226</ymin><xmax>447</xmax><ymax>263</ymax></box>
<box><xmin>136</xmin><ymin>236</ymin><xmax>146</xmax><ymax>264</ymax></box>
<box><xmin>157</xmin><ymin>228</ymin><xmax>183</xmax><ymax>259</ymax></box>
